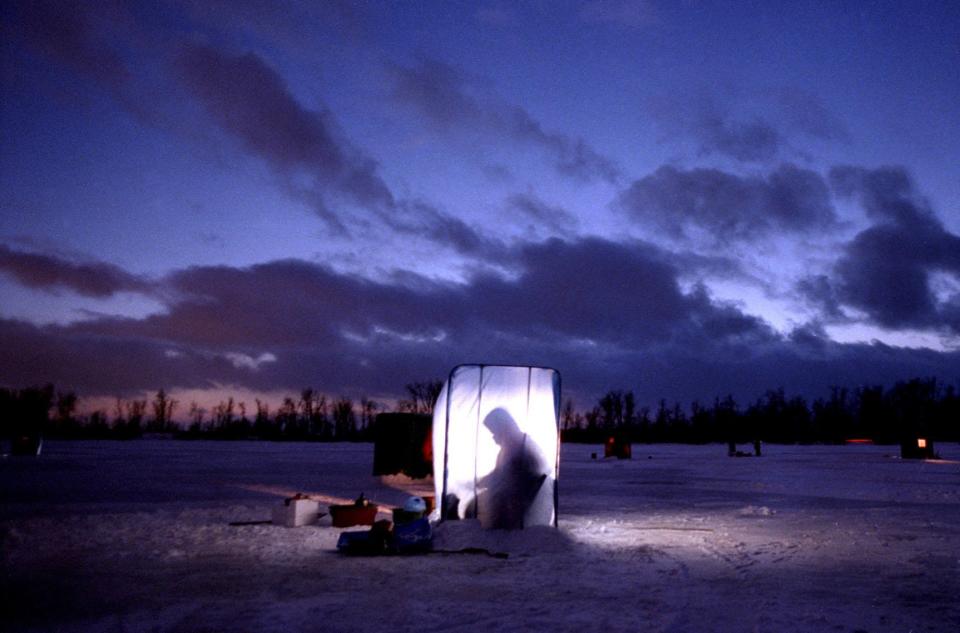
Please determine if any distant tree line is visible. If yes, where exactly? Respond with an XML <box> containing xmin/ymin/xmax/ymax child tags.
<box><xmin>2</xmin><ymin>377</ymin><xmax>956</xmax><ymax>445</ymax></box>
<box><xmin>562</xmin><ymin>378</ymin><xmax>960</xmax><ymax>444</ymax></box>
<box><xmin>0</xmin><ymin>381</ymin><xmax>444</xmax><ymax>443</ymax></box>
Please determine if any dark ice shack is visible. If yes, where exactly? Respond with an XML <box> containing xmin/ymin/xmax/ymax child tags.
<box><xmin>372</xmin><ymin>412</ymin><xmax>433</xmax><ymax>479</ymax></box>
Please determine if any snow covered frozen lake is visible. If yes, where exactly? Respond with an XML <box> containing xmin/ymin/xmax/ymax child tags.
<box><xmin>3</xmin><ymin>441</ymin><xmax>959</xmax><ymax>632</ymax></box>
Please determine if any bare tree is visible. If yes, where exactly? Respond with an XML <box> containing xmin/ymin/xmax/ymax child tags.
<box><xmin>399</xmin><ymin>380</ymin><xmax>443</xmax><ymax>414</ymax></box>
<box><xmin>213</xmin><ymin>397</ymin><xmax>235</xmax><ymax>428</ymax></box>
<box><xmin>300</xmin><ymin>389</ymin><xmax>315</xmax><ymax>421</ymax></box>
<box><xmin>150</xmin><ymin>389</ymin><xmax>177</xmax><ymax>432</ymax></box>
<box><xmin>113</xmin><ymin>398</ymin><xmax>125</xmax><ymax>427</ymax></box>
<box><xmin>253</xmin><ymin>398</ymin><xmax>271</xmax><ymax>438</ymax></box>
<box><xmin>561</xmin><ymin>398</ymin><xmax>580</xmax><ymax>430</ymax></box>
<box><xmin>360</xmin><ymin>397</ymin><xmax>378</xmax><ymax>433</ymax></box>
<box><xmin>332</xmin><ymin>397</ymin><xmax>356</xmax><ymax>439</ymax></box>
<box><xmin>188</xmin><ymin>401</ymin><xmax>206</xmax><ymax>433</ymax></box>
<box><xmin>126</xmin><ymin>399</ymin><xmax>147</xmax><ymax>433</ymax></box>
<box><xmin>54</xmin><ymin>391</ymin><xmax>78</xmax><ymax>434</ymax></box>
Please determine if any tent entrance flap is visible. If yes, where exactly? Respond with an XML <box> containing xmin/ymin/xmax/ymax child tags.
<box><xmin>432</xmin><ymin>365</ymin><xmax>561</xmax><ymax>528</ymax></box>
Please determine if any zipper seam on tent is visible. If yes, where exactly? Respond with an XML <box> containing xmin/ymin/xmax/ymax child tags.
<box><xmin>523</xmin><ymin>367</ymin><xmax>532</xmax><ymax>530</ymax></box>
<box><xmin>441</xmin><ymin>366</ymin><xmax>455</xmax><ymax>521</ymax></box>
<box><xmin>473</xmin><ymin>365</ymin><xmax>483</xmax><ymax>520</ymax></box>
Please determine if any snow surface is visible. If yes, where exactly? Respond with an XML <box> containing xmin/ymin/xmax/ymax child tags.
<box><xmin>3</xmin><ymin>441</ymin><xmax>959</xmax><ymax>632</ymax></box>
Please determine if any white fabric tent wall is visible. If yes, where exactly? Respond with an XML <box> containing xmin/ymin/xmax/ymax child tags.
<box><xmin>432</xmin><ymin>365</ymin><xmax>561</xmax><ymax>528</ymax></box>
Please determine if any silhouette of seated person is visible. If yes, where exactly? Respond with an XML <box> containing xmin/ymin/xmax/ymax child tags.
<box><xmin>474</xmin><ymin>408</ymin><xmax>548</xmax><ymax>529</ymax></box>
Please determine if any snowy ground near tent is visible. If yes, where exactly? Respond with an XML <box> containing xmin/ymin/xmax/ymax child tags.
<box><xmin>3</xmin><ymin>441</ymin><xmax>959</xmax><ymax>632</ymax></box>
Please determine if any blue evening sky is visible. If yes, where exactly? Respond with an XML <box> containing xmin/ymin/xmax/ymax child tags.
<box><xmin>1</xmin><ymin>1</ymin><xmax>958</xmax><ymax>409</ymax></box>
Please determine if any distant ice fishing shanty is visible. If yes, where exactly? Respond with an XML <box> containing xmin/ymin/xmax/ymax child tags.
<box><xmin>431</xmin><ymin>365</ymin><xmax>561</xmax><ymax>529</ymax></box>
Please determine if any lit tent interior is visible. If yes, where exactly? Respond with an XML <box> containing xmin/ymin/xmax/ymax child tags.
<box><xmin>431</xmin><ymin>365</ymin><xmax>561</xmax><ymax>529</ymax></box>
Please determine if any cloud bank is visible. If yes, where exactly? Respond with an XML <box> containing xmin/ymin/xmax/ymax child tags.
<box><xmin>2</xmin><ymin>237</ymin><xmax>957</xmax><ymax>407</ymax></box>
<box><xmin>619</xmin><ymin>164</ymin><xmax>836</xmax><ymax>242</ymax></box>
<box><xmin>0</xmin><ymin>245</ymin><xmax>149</xmax><ymax>298</ymax></box>
<box><xmin>825</xmin><ymin>166</ymin><xmax>960</xmax><ymax>333</ymax></box>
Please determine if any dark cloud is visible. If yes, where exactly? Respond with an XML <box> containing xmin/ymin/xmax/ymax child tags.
<box><xmin>506</xmin><ymin>193</ymin><xmax>579</xmax><ymax>232</ymax></box>
<box><xmin>466</xmin><ymin>238</ymin><xmax>737</xmax><ymax>346</ymax></box>
<box><xmin>175</xmin><ymin>43</ymin><xmax>395</xmax><ymax>218</ymax></box>
<box><xmin>835</xmin><ymin>225</ymin><xmax>943</xmax><ymax>327</ymax></box>
<box><xmin>88</xmin><ymin>259</ymin><xmax>383</xmax><ymax>349</ymax></box>
<box><xmin>0</xmin><ymin>317</ymin><xmax>291</xmax><ymax>396</ymax></box>
<box><xmin>8</xmin><ymin>0</ymin><xmax>129</xmax><ymax>93</ymax></box>
<box><xmin>626</xmin><ymin>336</ymin><xmax>960</xmax><ymax>410</ymax></box>
<box><xmin>650</xmin><ymin>87</ymin><xmax>848</xmax><ymax>163</ymax></box>
<box><xmin>0</xmin><ymin>237</ymin><xmax>771</xmax><ymax>393</ymax></box>
<box><xmin>73</xmin><ymin>237</ymin><xmax>760</xmax><ymax>351</ymax></box>
<box><xmin>3</xmin><ymin>237</ymin><xmax>958</xmax><ymax>406</ymax></box>
<box><xmin>3</xmin><ymin>1</ymin><xmax>165</xmax><ymax>125</ymax></box>
<box><xmin>392</xmin><ymin>200</ymin><xmax>504</xmax><ymax>259</ymax></box>
<box><xmin>825</xmin><ymin>166</ymin><xmax>960</xmax><ymax>332</ymax></box>
<box><xmin>786</xmin><ymin>321</ymin><xmax>831</xmax><ymax>349</ymax></box>
<box><xmin>6</xmin><ymin>12</ymin><xmax>511</xmax><ymax>258</ymax></box>
<box><xmin>389</xmin><ymin>58</ymin><xmax>481</xmax><ymax>129</ymax></box>
<box><xmin>830</xmin><ymin>165</ymin><xmax>938</xmax><ymax>225</ymax></box>
<box><xmin>388</xmin><ymin>58</ymin><xmax>621</xmax><ymax>183</ymax></box>
<box><xmin>649</xmin><ymin>92</ymin><xmax>781</xmax><ymax>163</ymax></box>
<box><xmin>174</xmin><ymin>44</ymin><xmax>501</xmax><ymax>257</ymax></box>
<box><xmin>618</xmin><ymin>164</ymin><xmax>836</xmax><ymax>241</ymax></box>
<box><xmin>774</xmin><ymin>87</ymin><xmax>850</xmax><ymax>143</ymax></box>
<box><xmin>666</xmin><ymin>250</ymin><xmax>745</xmax><ymax>281</ymax></box>
<box><xmin>696</xmin><ymin>113</ymin><xmax>782</xmax><ymax>163</ymax></box>
<box><xmin>796</xmin><ymin>274</ymin><xmax>846</xmax><ymax>320</ymax></box>
<box><xmin>176</xmin><ymin>0</ymin><xmax>368</xmax><ymax>48</ymax></box>
<box><xmin>0</xmin><ymin>245</ymin><xmax>149</xmax><ymax>298</ymax></box>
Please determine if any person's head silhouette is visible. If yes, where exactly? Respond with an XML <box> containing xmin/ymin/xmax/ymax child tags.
<box><xmin>483</xmin><ymin>408</ymin><xmax>523</xmax><ymax>448</ymax></box>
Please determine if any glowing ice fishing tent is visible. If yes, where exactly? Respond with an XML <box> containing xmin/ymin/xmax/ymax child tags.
<box><xmin>432</xmin><ymin>365</ymin><xmax>561</xmax><ymax>529</ymax></box>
